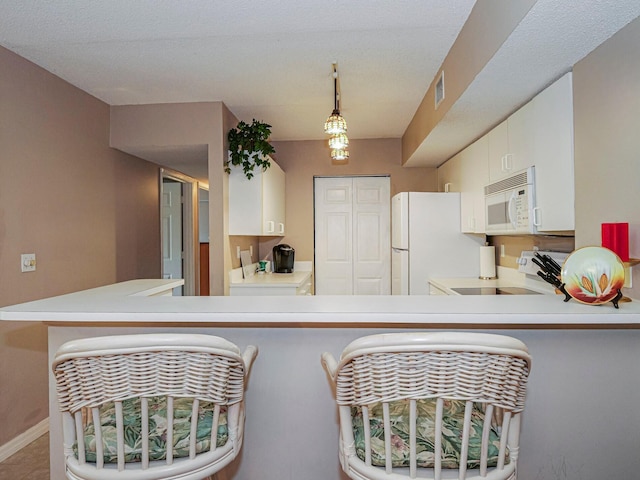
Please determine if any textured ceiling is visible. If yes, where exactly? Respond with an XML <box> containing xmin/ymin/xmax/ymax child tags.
<box><xmin>0</xmin><ymin>0</ymin><xmax>475</xmax><ymax>142</ymax></box>
<box><xmin>1</xmin><ymin>1</ymin><xmax>639</xmax><ymax>174</ymax></box>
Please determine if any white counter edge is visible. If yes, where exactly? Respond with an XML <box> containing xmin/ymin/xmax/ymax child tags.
<box><xmin>1</xmin><ymin>279</ymin><xmax>639</xmax><ymax>327</ymax></box>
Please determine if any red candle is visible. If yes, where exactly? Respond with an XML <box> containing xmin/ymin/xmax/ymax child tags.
<box><xmin>601</xmin><ymin>223</ymin><xmax>629</xmax><ymax>262</ymax></box>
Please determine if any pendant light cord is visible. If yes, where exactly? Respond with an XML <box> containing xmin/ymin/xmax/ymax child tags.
<box><xmin>333</xmin><ymin>64</ymin><xmax>339</xmax><ymax>113</ymax></box>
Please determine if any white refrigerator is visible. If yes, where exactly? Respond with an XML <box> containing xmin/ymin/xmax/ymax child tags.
<box><xmin>391</xmin><ymin>192</ymin><xmax>485</xmax><ymax>295</ymax></box>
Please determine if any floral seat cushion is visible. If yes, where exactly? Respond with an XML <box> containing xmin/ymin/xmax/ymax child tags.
<box><xmin>76</xmin><ymin>396</ymin><xmax>228</xmax><ymax>463</ymax></box>
<box><xmin>352</xmin><ymin>399</ymin><xmax>508</xmax><ymax>469</ymax></box>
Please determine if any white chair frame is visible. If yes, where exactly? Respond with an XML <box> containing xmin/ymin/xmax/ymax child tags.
<box><xmin>321</xmin><ymin>332</ymin><xmax>531</xmax><ymax>480</ymax></box>
<box><xmin>52</xmin><ymin>333</ymin><xmax>258</xmax><ymax>480</ymax></box>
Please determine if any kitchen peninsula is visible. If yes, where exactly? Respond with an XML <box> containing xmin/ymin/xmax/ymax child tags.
<box><xmin>2</xmin><ymin>279</ymin><xmax>640</xmax><ymax>480</ymax></box>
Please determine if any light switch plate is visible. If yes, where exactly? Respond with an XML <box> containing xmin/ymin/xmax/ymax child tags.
<box><xmin>21</xmin><ymin>253</ymin><xmax>36</xmax><ymax>272</ymax></box>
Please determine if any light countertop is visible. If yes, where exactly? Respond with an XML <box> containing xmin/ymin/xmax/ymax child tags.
<box><xmin>230</xmin><ymin>270</ymin><xmax>311</xmax><ymax>287</ymax></box>
<box><xmin>1</xmin><ymin>278</ymin><xmax>640</xmax><ymax>327</ymax></box>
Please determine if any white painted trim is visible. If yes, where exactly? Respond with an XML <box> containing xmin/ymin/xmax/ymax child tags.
<box><xmin>0</xmin><ymin>417</ymin><xmax>49</xmax><ymax>462</ymax></box>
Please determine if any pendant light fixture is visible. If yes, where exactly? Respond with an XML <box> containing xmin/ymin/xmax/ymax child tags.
<box><xmin>330</xmin><ymin>148</ymin><xmax>349</xmax><ymax>162</ymax></box>
<box><xmin>328</xmin><ymin>132</ymin><xmax>349</xmax><ymax>150</ymax></box>
<box><xmin>324</xmin><ymin>63</ymin><xmax>349</xmax><ymax>162</ymax></box>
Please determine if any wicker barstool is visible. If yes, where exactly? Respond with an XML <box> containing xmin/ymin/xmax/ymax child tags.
<box><xmin>52</xmin><ymin>333</ymin><xmax>258</xmax><ymax>480</ymax></box>
<box><xmin>321</xmin><ymin>332</ymin><xmax>531</xmax><ymax>480</ymax></box>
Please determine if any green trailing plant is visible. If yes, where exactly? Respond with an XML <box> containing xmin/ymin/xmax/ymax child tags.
<box><xmin>226</xmin><ymin>119</ymin><xmax>275</xmax><ymax>179</ymax></box>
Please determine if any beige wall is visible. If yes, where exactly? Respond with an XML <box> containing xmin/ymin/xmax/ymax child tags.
<box><xmin>220</xmin><ymin>105</ymin><xmax>239</xmax><ymax>295</ymax></box>
<box><xmin>3</xmin><ymin>10</ymin><xmax>640</xmax><ymax>450</ymax></box>
<box><xmin>402</xmin><ymin>0</ymin><xmax>536</xmax><ymax>165</ymax></box>
<box><xmin>110</xmin><ymin>102</ymin><xmax>232</xmax><ymax>295</ymax></box>
<box><xmin>573</xmin><ymin>15</ymin><xmax>640</xmax><ymax>299</ymax></box>
<box><xmin>258</xmin><ymin>138</ymin><xmax>436</xmax><ymax>262</ymax></box>
<box><xmin>0</xmin><ymin>46</ymin><xmax>161</xmax><ymax>446</ymax></box>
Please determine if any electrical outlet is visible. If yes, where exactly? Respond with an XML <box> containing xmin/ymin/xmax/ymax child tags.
<box><xmin>236</xmin><ymin>246</ymin><xmax>241</xmax><ymax>259</ymax></box>
<box><xmin>500</xmin><ymin>245</ymin><xmax>506</xmax><ymax>258</ymax></box>
<box><xmin>21</xmin><ymin>253</ymin><xmax>36</xmax><ymax>272</ymax></box>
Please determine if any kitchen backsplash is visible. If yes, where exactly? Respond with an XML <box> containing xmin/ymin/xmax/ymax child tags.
<box><xmin>488</xmin><ymin>235</ymin><xmax>575</xmax><ymax>269</ymax></box>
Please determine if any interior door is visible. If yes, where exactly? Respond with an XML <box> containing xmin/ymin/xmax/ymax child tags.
<box><xmin>161</xmin><ymin>179</ymin><xmax>184</xmax><ymax>296</ymax></box>
<box><xmin>314</xmin><ymin>176</ymin><xmax>390</xmax><ymax>295</ymax></box>
<box><xmin>314</xmin><ymin>177</ymin><xmax>353</xmax><ymax>295</ymax></box>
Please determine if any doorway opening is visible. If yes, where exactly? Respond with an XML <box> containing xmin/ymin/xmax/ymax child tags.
<box><xmin>160</xmin><ymin>169</ymin><xmax>199</xmax><ymax>296</ymax></box>
<box><xmin>198</xmin><ymin>187</ymin><xmax>210</xmax><ymax>296</ymax></box>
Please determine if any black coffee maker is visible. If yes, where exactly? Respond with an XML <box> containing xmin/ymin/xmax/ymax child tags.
<box><xmin>272</xmin><ymin>244</ymin><xmax>295</xmax><ymax>273</ymax></box>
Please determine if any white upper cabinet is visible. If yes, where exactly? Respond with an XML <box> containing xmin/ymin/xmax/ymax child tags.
<box><xmin>488</xmin><ymin>100</ymin><xmax>535</xmax><ymax>182</ymax></box>
<box><xmin>442</xmin><ymin>71</ymin><xmax>575</xmax><ymax>235</ymax></box>
<box><xmin>437</xmin><ymin>151</ymin><xmax>462</xmax><ymax>193</ymax></box>
<box><xmin>459</xmin><ymin>135</ymin><xmax>489</xmax><ymax>233</ymax></box>
<box><xmin>437</xmin><ymin>135</ymin><xmax>488</xmax><ymax>234</ymax></box>
<box><xmin>531</xmin><ymin>72</ymin><xmax>574</xmax><ymax>232</ymax></box>
<box><xmin>229</xmin><ymin>157</ymin><xmax>286</xmax><ymax>236</ymax></box>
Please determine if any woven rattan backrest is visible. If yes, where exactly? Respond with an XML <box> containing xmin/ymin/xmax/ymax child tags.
<box><xmin>329</xmin><ymin>332</ymin><xmax>532</xmax><ymax>480</ymax></box>
<box><xmin>52</xmin><ymin>334</ymin><xmax>252</xmax><ymax>476</ymax></box>
<box><xmin>54</xmin><ymin>348</ymin><xmax>246</xmax><ymax>413</ymax></box>
<box><xmin>335</xmin><ymin>333</ymin><xmax>531</xmax><ymax>411</ymax></box>
<box><xmin>336</xmin><ymin>349</ymin><xmax>529</xmax><ymax>411</ymax></box>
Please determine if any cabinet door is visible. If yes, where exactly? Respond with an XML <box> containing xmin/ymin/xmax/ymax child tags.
<box><xmin>488</xmin><ymin>103</ymin><xmax>534</xmax><ymax>182</ymax></box>
<box><xmin>488</xmin><ymin>120</ymin><xmax>509</xmax><ymax>182</ymax></box>
<box><xmin>229</xmin><ymin>167</ymin><xmax>262</xmax><ymax>235</ymax></box>
<box><xmin>229</xmin><ymin>157</ymin><xmax>286</xmax><ymax>236</ymax></box>
<box><xmin>508</xmin><ymin>100</ymin><xmax>535</xmax><ymax>174</ymax></box>
<box><xmin>532</xmin><ymin>72</ymin><xmax>574</xmax><ymax>232</ymax></box>
<box><xmin>437</xmin><ymin>151</ymin><xmax>462</xmax><ymax>192</ymax></box>
<box><xmin>262</xmin><ymin>161</ymin><xmax>286</xmax><ymax>235</ymax></box>
<box><xmin>460</xmin><ymin>136</ymin><xmax>489</xmax><ymax>233</ymax></box>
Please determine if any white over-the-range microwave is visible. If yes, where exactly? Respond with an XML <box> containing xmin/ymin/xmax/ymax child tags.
<box><xmin>484</xmin><ymin>166</ymin><xmax>538</xmax><ymax>235</ymax></box>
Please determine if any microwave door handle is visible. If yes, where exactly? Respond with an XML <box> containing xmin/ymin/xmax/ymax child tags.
<box><xmin>507</xmin><ymin>191</ymin><xmax>518</xmax><ymax>228</ymax></box>
<box><xmin>533</xmin><ymin>206</ymin><xmax>541</xmax><ymax>227</ymax></box>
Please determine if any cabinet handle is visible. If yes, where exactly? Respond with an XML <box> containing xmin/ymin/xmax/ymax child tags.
<box><xmin>266</xmin><ymin>221</ymin><xmax>275</xmax><ymax>233</ymax></box>
<box><xmin>503</xmin><ymin>153</ymin><xmax>513</xmax><ymax>171</ymax></box>
<box><xmin>278</xmin><ymin>222</ymin><xmax>285</xmax><ymax>234</ymax></box>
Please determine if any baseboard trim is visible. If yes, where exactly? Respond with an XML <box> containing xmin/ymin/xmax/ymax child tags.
<box><xmin>0</xmin><ymin>417</ymin><xmax>49</xmax><ymax>463</ymax></box>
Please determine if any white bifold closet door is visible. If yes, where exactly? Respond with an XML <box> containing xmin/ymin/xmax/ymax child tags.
<box><xmin>314</xmin><ymin>176</ymin><xmax>390</xmax><ymax>295</ymax></box>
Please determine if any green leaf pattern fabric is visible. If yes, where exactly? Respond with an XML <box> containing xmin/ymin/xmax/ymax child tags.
<box><xmin>76</xmin><ymin>397</ymin><xmax>228</xmax><ymax>464</ymax></box>
<box><xmin>352</xmin><ymin>399</ymin><xmax>508</xmax><ymax>469</ymax></box>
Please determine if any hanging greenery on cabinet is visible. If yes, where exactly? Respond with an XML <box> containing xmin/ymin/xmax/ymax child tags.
<box><xmin>226</xmin><ymin>119</ymin><xmax>276</xmax><ymax>179</ymax></box>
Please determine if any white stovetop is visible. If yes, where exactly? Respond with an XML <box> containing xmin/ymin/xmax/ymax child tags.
<box><xmin>430</xmin><ymin>266</ymin><xmax>558</xmax><ymax>295</ymax></box>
